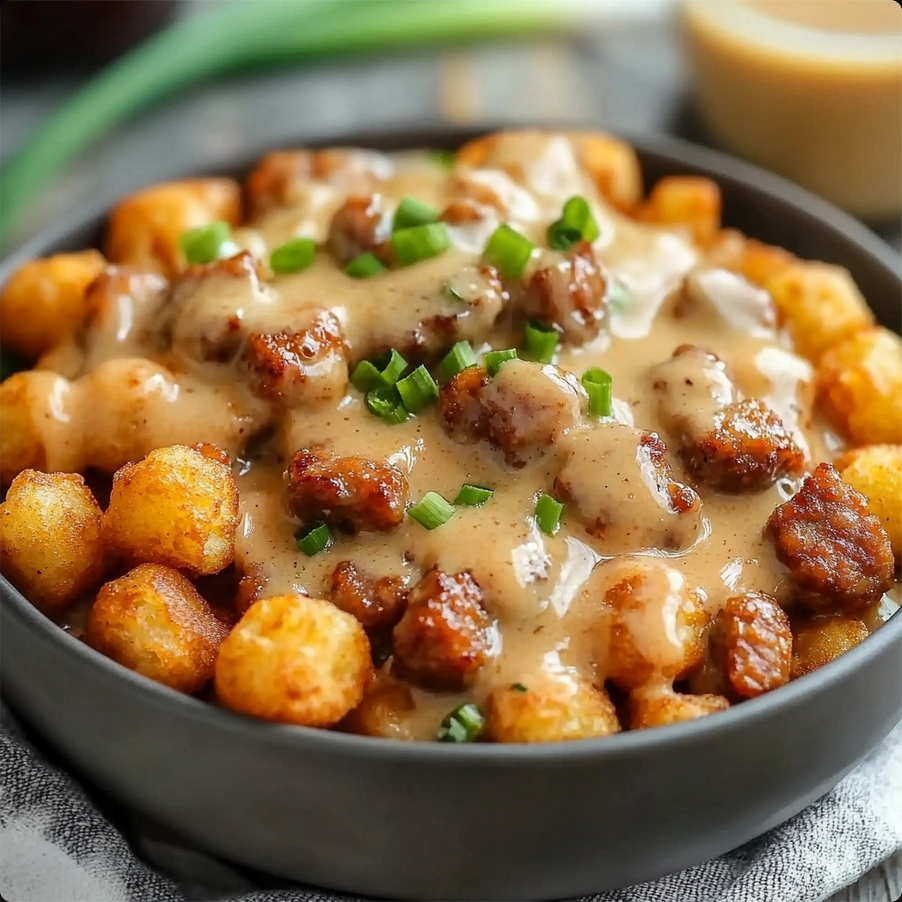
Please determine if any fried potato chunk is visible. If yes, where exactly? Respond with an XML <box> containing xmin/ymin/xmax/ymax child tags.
<box><xmin>85</xmin><ymin>563</ymin><xmax>227</xmax><ymax>693</ymax></box>
<box><xmin>835</xmin><ymin>445</ymin><xmax>902</xmax><ymax>561</ymax></box>
<box><xmin>215</xmin><ymin>593</ymin><xmax>372</xmax><ymax>726</ymax></box>
<box><xmin>707</xmin><ymin>230</ymin><xmax>797</xmax><ymax>287</ymax></box>
<box><xmin>0</xmin><ymin>470</ymin><xmax>104</xmax><ymax>613</ymax></box>
<box><xmin>791</xmin><ymin>614</ymin><xmax>870</xmax><ymax>679</ymax></box>
<box><xmin>392</xmin><ymin>567</ymin><xmax>493</xmax><ymax>690</ymax></box>
<box><xmin>765</xmin><ymin>263</ymin><xmax>874</xmax><ymax>362</ymax></box>
<box><xmin>637</xmin><ymin>176</ymin><xmax>721</xmax><ymax>246</ymax></box>
<box><xmin>341</xmin><ymin>677</ymin><xmax>418</xmax><ymax>740</ymax></box>
<box><xmin>330</xmin><ymin>561</ymin><xmax>408</xmax><ymax>630</ymax></box>
<box><xmin>628</xmin><ymin>685</ymin><xmax>729</xmax><ymax>730</ymax></box>
<box><xmin>766</xmin><ymin>463</ymin><xmax>895</xmax><ymax>613</ymax></box>
<box><xmin>0</xmin><ymin>251</ymin><xmax>106</xmax><ymax>358</ymax></box>
<box><xmin>816</xmin><ymin>327</ymin><xmax>902</xmax><ymax>446</ymax></box>
<box><xmin>105</xmin><ymin>178</ymin><xmax>241</xmax><ymax>277</ymax></box>
<box><xmin>104</xmin><ymin>445</ymin><xmax>239</xmax><ymax>576</ymax></box>
<box><xmin>487</xmin><ymin>672</ymin><xmax>620</xmax><ymax>743</ymax></box>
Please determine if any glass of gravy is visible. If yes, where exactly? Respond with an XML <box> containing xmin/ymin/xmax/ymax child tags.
<box><xmin>682</xmin><ymin>0</ymin><xmax>901</xmax><ymax>222</ymax></box>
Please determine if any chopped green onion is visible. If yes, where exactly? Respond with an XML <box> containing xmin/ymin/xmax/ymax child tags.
<box><xmin>345</xmin><ymin>252</ymin><xmax>386</xmax><ymax>279</ymax></box>
<box><xmin>296</xmin><ymin>521</ymin><xmax>333</xmax><ymax>557</ymax></box>
<box><xmin>482</xmin><ymin>224</ymin><xmax>534</xmax><ymax>279</ymax></box>
<box><xmin>535</xmin><ymin>493</ymin><xmax>564</xmax><ymax>536</ymax></box>
<box><xmin>548</xmin><ymin>195</ymin><xmax>600</xmax><ymax>251</ymax></box>
<box><xmin>392</xmin><ymin>222</ymin><xmax>451</xmax><ymax>266</ymax></box>
<box><xmin>511</xmin><ymin>682</ymin><xmax>528</xmax><ymax>692</ymax></box>
<box><xmin>429</xmin><ymin>149</ymin><xmax>457</xmax><ymax>170</ymax></box>
<box><xmin>408</xmin><ymin>492</ymin><xmax>455</xmax><ymax>530</ymax></box>
<box><xmin>396</xmin><ymin>365</ymin><xmax>440</xmax><ymax>413</ymax></box>
<box><xmin>365</xmin><ymin>385</ymin><xmax>409</xmax><ymax>424</ymax></box>
<box><xmin>270</xmin><ymin>237</ymin><xmax>317</xmax><ymax>274</ymax></box>
<box><xmin>444</xmin><ymin>283</ymin><xmax>465</xmax><ymax>302</ymax></box>
<box><xmin>608</xmin><ymin>282</ymin><xmax>632</xmax><ymax>308</ymax></box>
<box><xmin>441</xmin><ymin>341</ymin><xmax>478</xmax><ymax>380</ymax></box>
<box><xmin>454</xmin><ymin>484</ymin><xmax>494</xmax><ymax>506</ymax></box>
<box><xmin>438</xmin><ymin>702</ymin><xmax>486</xmax><ymax>742</ymax></box>
<box><xmin>523</xmin><ymin>320</ymin><xmax>558</xmax><ymax>364</ymax></box>
<box><xmin>393</xmin><ymin>196</ymin><xmax>439</xmax><ymax>232</ymax></box>
<box><xmin>581</xmin><ymin>367</ymin><xmax>613</xmax><ymax>418</ymax></box>
<box><xmin>179</xmin><ymin>221</ymin><xmax>234</xmax><ymax>265</ymax></box>
<box><xmin>484</xmin><ymin>348</ymin><xmax>518</xmax><ymax>377</ymax></box>
<box><xmin>350</xmin><ymin>349</ymin><xmax>408</xmax><ymax>393</ymax></box>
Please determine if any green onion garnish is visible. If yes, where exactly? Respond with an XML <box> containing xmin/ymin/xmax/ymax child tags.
<box><xmin>179</xmin><ymin>221</ymin><xmax>235</xmax><ymax>265</ymax></box>
<box><xmin>441</xmin><ymin>341</ymin><xmax>478</xmax><ymax>380</ymax></box>
<box><xmin>429</xmin><ymin>149</ymin><xmax>457</xmax><ymax>170</ymax></box>
<box><xmin>523</xmin><ymin>320</ymin><xmax>558</xmax><ymax>364</ymax></box>
<box><xmin>393</xmin><ymin>196</ymin><xmax>439</xmax><ymax>232</ymax></box>
<box><xmin>511</xmin><ymin>682</ymin><xmax>528</xmax><ymax>692</ymax></box>
<box><xmin>392</xmin><ymin>222</ymin><xmax>451</xmax><ymax>266</ymax></box>
<box><xmin>547</xmin><ymin>196</ymin><xmax>600</xmax><ymax>251</ymax></box>
<box><xmin>296</xmin><ymin>521</ymin><xmax>333</xmax><ymax>557</ymax></box>
<box><xmin>351</xmin><ymin>349</ymin><xmax>408</xmax><ymax>393</ymax></box>
<box><xmin>345</xmin><ymin>252</ymin><xmax>386</xmax><ymax>279</ymax></box>
<box><xmin>438</xmin><ymin>702</ymin><xmax>486</xmax><ymax>742</ymax></box>
<box><xmin>396</xmin><ymin>365</ymin><xmax>439</xmax><ymax>414</ymax></box>
<box><xmin>444</xmin><ymin>283</ymin><xmax>465</xmax><ymax>302</ymax></box>
<box><xmin>581</xmin><ymin>368</ymin><xmax>613</xmax><ymax>418</ymax></box>
<box><xmin>408</xmin><ymin>492</ymin><xmax>455</xmax><ymax>530</ymax></box>
<box><xmin>484</xmin><ymin>348</ymin><xmax>517</xmax><ymax>377</ymax></box>
<box><xmin>454</xmin><ymin>484</ymin><xmax>494</xmax><ymax>506</ymax></box>
<box><xmin>535</xmin><ymin>493</ymin><xmax>564</xmax><ymax>536</ymax></box>
<box><xmin>482</xmin><ymin>224</ymin><xmax>534</xmax><ymax>279</ymax></box>
<box><xmin>609</xmin><ymin>282</ymin><xmax>632</xmax><ymax>308</ymax></box>
<box><xmin>365</xmin><ymin>385</ymin><xmax>409</xmax><ymax>424</ymax></box>
<box><xmin>270</xmin><ymin>237</ymin><xmax>317</xmax><ymax>274</ymax></box>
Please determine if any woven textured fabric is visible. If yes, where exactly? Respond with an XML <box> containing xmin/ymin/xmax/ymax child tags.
<box><xmin>2</xmin><ymin>702</ymin><xmax>900</xmax><ymax>902</ymax></box>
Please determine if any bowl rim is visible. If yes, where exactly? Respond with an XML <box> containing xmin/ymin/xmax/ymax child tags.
<box><xmin>2</xmin><ymin>125</ymin><xmax>901</xmax><ymax>763</ymax></box>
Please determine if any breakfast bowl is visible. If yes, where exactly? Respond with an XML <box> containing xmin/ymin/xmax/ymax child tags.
<box><xmin>1</xmin><ymin>126</ymin><xmax>900</xmax><ymax>901</ymax></box>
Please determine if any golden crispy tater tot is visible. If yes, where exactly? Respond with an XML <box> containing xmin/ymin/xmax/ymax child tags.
<box><xmin>708</xmin><ymin>231</ymin><xmax>797</xmax><ymax>287</ymax></box>
<box><xmin>791</xmin><ymin>614</ymin><xmax>869</xmax><ymax>679</ymax></box>
<box><xmin>105</xmin><ymin>178</ymin><xmax>241</xmax><ymax>277</ymax></box>
<box><xmin>215</xmin><ymin>594</ymin><xmax>372</xmax><ymax>727</ymax></box>
<box><xmin>628</xmin><ymin>685</ymin><xmax>729</xmax><ymax>730</ymax></box>
<box><xmin>816</xmin><ymin>327</ymin><xmax>902</xmax><ymax>446</ymax></box>
<box><xmin>637</xmin><ymin>176</ymin><xmax>721</xmax><ymax>246</ymax></box>
<box><xmin>104</xmin><ymin>445</ymin><xmax>239</xmax><ymax>576</ymax></box>
<box><xmin>85</xmin><ymin>563</ymin><xmax>227</xmax><ymax>693</ymax></box>
<box><xmin>765</xmin><ymin>262</ymin><xmax>874</xmax><ymax>362</ymax></box>
<box><xmin>487</xmin><ymin>672</ymin><xmax>620</xmax><ymax>743</ymax></box>
<box><xmin>0</xmin><ymin>251</ymin><xmax>106</xmax><ymax>358</ymax></box>
<box><xmin>341</xmin><ymin>678</ymin><xmax>418</xmax><ymax>740</ymax></box>
<box><xmin>0</xmin><ymin>470</ymin><xmax>104</xmax><ymax>613</ymax></box>
<box><xmin>835</xmin><ymin>445</ymin><xmax>902</xmax><ymax>561</ymax></box>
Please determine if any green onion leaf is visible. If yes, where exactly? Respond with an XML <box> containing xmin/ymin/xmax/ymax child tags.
<box><xmin>581</xmin><ymin>367</ymin><xmax>613</xmax><ymax>418</ymax></box>
<box><xmin>270</xmin><ymin>237</ymin><xmax>317</xmax><ymax>274</ymax></box>
<box><xmin>444</xmin><ymin>283</ymin><xmax>465</xmax><ymax>302</ymax></box>
<box><xmin>396</xmin><ymin>365</ymin><xmax>440</xmax><ymax>414</ymax></box>
<box><xmin>441</xmin><ymin>341</ymin><xmax>478</xmax><ymax>380</ymax></box>
<box><xmin>482</xmin><ymin>224</ymin><xmax>534</xmax><ymax>279</ymax></box>
<box><xmin>548</xmin><ymin>195</ymin><xmax>600</xmax><ymax>251</ymax></box>
<box><xmin>345</xmin><ymin>252</ymin><xmax>386</xmax><ymax>279</ymax></box>
<box><xmin>535</xmin><ymin>493</ymin><xmax>564</xmax><ymax>536</ymax></box>
<box><xmin>429</xmin><ymin>149</ymin><xmax>457</xmax><ymax>170</ymax></box>
<box><xmin>454</xmin><ymin>484</ymin><xmax>494</xmax><ymax>506</ymax></box>
<box><xmin>296</xmin><ymin>521</ymin><xmax>333</xmax><ymax>557</ymax></box>
<box><xmin>484</xmin><ymin>348</ymin><xmax>517</xmax><ymax>377</ymax></box>
<box><xmin>350</xmin><ymin>349</ymin><xmax>408</xmax><ymax>393</ymax></box>
<box><xmin>179</xmin><ymin>221</ymin><xmax>235</xmax><ymax>265</ymax></box>
<box><xmin>393</xmin><ymin>196</ymin><xmax>439</xmax><ymax>232</ymax></box>
<box><xmin>608</xmin><ymin>282</ymin><xmax>632</xmax><ymax>308</ymax></box>
<box><xmin>511</xmin><ymin>682</ymin><xmax>528</xmax><ymax>692</ymax></box>
<box><xmin>365</xmin><ymin>385</ymin><xmax>409</xmax><ymax>424</ymax></box>
<box><xmin>438</xmin><ymin>702</ymin><xmax>486</xmax><ymax>742</ymax></box>
<box><xmin>391</xmin><ymin>222</ymin><xmax>451</xmax><ymax>266</ymax></box>
<box><xmin>408</xmin><ymin>492</ymin><xmax>455</xmax><ymax>530</ymax></box>
<box><xmin>523</xmin><ymin>320</ymin><xmax>558</xmax><ymax>364</ymax></box>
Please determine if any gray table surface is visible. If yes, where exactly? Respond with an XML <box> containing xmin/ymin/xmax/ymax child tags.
<box><xmin>1</xmin><ymin>4</ymin><xmax>900</xmax><ymax>900</ymax></box>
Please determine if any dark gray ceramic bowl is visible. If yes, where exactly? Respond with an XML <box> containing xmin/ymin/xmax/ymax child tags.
<box><xmin>2</xmin><ymin>128</ymin><xmax>901</xmax><ymax>901</ymax></box>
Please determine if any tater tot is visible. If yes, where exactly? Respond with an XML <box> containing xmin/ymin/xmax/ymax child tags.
<box><xmin>765</xmin><ymin>263</ymin><xmax>874</xmax><ymax>362</ymax></box>
<box><xmin>835</xmin><ymin>445</ymin><xmax>902</xmax><ymax>560</ymax></box>
<box><xmin>628</xmin><ymin>685</ymin><xmax>729</xmax><ymax>730</ymax></box>
<box><xmin>341</xmin><ymin>678</ymin><xmax>418</xmax><ymax>740</ymax></box>
<box><xmin>85</xmin><ymin>563</ymin><xmax>227</xmax><ymax>692</ymax></box>
<box><xmin>637</xmin><ymin>176</ymin><xmax>722</xmax><ymax>246</ymax></box>
<box><xmin>791</xmin><ymin>615</ymin><xmax>870</xmax><ymax>679</ymax></box>
<box><xmin>0</xmin><ymin>251</ymin><xmax>106</xmax><ymax>358</ymax></box>
<box><xmin>816</xmin><ymin>327</ymin><xmax>902</xmax><ymax>446</ymax></box>
<box><xmin>104</xmin><ymin>445</ymin><xmax>239</xmax><ymax>576</ymax></box>
<box><xmin>214</xmin><ymin>594</ymin><xmax>373</xmax><ymax>727</ymax></box>
<box><xmin>0</xmin><ymin>470</ymin><xmax>104</xmax><ymax>613</ymax></box>
<box><xmin>487</xmin><ymin>672</ymin><xmax>620</xmax><ymax>743</ymax></box>
<box><xmin>105</xmin><ymin>178</ymin><xmax>241</xmax><ymax>277</ymax></box>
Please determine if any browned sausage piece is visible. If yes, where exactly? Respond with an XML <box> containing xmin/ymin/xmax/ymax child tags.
<box><xmin>286</xmin><ymin>449</ymin><xmax>411</xmax><ymax>533</ymax></box>
<box><xmin>710</xmin><ymin>592</ymin><xmax>792</xmax><ymax>699</ymax></box>
<box><xmin>326</xmin><ymin>195</ymin><xmax>389</xmax><ymax>266</ymax></box>
<box><xmin>391</xmin><ymin>567</ymin><xmax>493</xmax><ymax>690</ymax></box>
<box><xmin>523</xmin><ymin>242</ymin><xmax>608</xmax><ymax>344</ymax></box>
<box><xmin>766</xmin><ymin>463</ymin><xmax>895</xmax><ymax>613</ymax></box>
<box><xmin>330</xmin><ymin>560</ymin><xmax>408</xmax><ymax>630</ymax></box>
